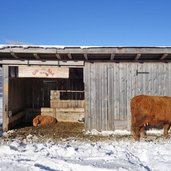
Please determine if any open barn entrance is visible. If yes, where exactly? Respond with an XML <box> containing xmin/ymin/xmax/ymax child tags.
<box><xmin>4</xmin><ymin>66</ymin><xmax>84</xmax><ymax>130</ymax></box>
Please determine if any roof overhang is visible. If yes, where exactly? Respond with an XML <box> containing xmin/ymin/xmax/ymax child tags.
<box><xmin>1</xmin><ymin>45</ymin><xmax>171</xmax><ymax>64</ymax></box>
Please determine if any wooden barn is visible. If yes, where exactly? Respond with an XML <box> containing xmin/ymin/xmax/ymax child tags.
<box><xmin>1</xmin><ymin>45</ymin><xmax>171</xmax><ymax>132</ymax></box>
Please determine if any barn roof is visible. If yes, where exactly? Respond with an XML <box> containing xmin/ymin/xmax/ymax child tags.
<box><xmin>0</xmin><ymin>45</ymin><xmax>171</xmax><ymax>65</ymax></box>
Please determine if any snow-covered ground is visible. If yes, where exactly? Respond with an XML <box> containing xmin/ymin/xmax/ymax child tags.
<box><xmin>0</xmin><ymin>126</ymin><xmax>171</xmax><ymax>171</ymax></box>
<box><xmin>0</xmin><ymin>134</ymin><xmax>171</xmax><ymax>171</ymax></box>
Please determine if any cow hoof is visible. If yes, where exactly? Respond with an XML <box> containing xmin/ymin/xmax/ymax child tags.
<box><xmin>140</xmin><ymin>133</ymin><xmax>147</xmax><ymax>139</ymax></box>
<box><xmin>164</xmin><ymin>135</ymin><xmax>170</xmax><ymax>139</ymax></box>
<box><xmin>133</xmin><ymin>136</ymin><xmax>140</xmax><ymax>141</ymax></box>
<box><xmin>135</xmin><ymin>138</ymin><xmax>140</xmax><ymax>141</ymax></box>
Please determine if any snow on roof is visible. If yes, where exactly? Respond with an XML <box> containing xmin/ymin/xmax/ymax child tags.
<box><xmin>0</xmin><ymin>44</ymin><xmax>171</xmax><ymax>50</ymax></box>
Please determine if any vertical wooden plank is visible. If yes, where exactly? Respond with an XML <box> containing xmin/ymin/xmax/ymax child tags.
<box><xmin>107</xmin><ymin>63</ymin><xmax>114</xmax><ymax>130</ymax></box>
<box><xmin>119</xmin><ymin>63</ymin><xmax>127</xmax><ymax>121</ymax></box>
<box><xmin>156</xmin><ymin>63</ymin><xmax>160</xmax><ymax>95</ymax></box>
<box><xmin>106</xmin><ymin>64</ymin><xmax>109</xmax><ymax>130</ymax></box>
<box><xmin>101</xmin><ymin>63</ymin><xmax>106</xmax><ymax>130</ymax></box>
<box><xmin>113</xmin><ymin>63</ymin><xmax>117</xmax><ymax>122</ymax></box>
<box><xmin>142</xmin><ymin>63</ymin><xmax>146</xmax><ymax>94</ymax></box>
<box><xmin>160</xmin><ymin>63</ymin><xmax>164</xmax><ymax>95</ymax></box>
<box><xmin>119</xmin><ymin>63</ymin><xmax>123</xmax><ymax>120</ymax></box>
<box><xmin>128</xmin><ymin>63</ymin><xmax>135</xmax><ymax>130</ymax></box>
<box><xmin>161</xmin><ymin>63</ymin><xmax>165</xmax><ymax>95</ymax></box>
<box><xmin>124</xmin><ymin>63</ymin><xmax>128</xmax><ymax>121</ymax></box>
<box><xmin>159</xmin><ymin>63</ymin><xmax>163</xmax><ymax>95</ymax></box>
<box><xmin>84</xmin><ymin>63</ymin><xmax>88</xmax><ymax>130</ymax></box>
<box><xmin>95</xmin><ymin>63</ymin><xmax>102</xmax><ymax>130</ymax></box>
<box><xmin>90</xmin><ymin>63</ymin><xmax>97</xmax><ymax>130</ymax></box>
<box><xmin>94</xmin><ymin>63</ymin><xmax>99</xmax><ymax>130</ymax></box>
<box><xmin>106</xmin><ymin>63</ymin><xmax>110</xmax><ymax>130</ymax></box>
<box><xmin>115</xmin><ymin>63</ymin><xmax>120</xmax><ymax>120</ymax></box>
<box><xmin>101</xmin><ymin>63</ymin><xmax>104</xmax><ymax>130</ymax></box>
<box><xmin>99</xmin><ymin>64</ymin><xmax>103</xmax><ymax>130</ymax></box>
<box><xmin>104</xmin><ymin>64</ymin><xmax>108</xmax><ymax>130</ymax></box>
<box><xmin>158</xmin><ymin>63</ymin><xmax>163</xmax><ymax>96</ymax></box>
<box><xmin>112</xmin><ymin>63</ymin><xmax>115</xmax><ymax>130</ymax></box>
<box><xmin>162</xmin><ymin>63</ymin><xmax>167</xmax><ymax>95</ymax></box>
<box><xmin>113</xmin><ymin>63</ymin><xmax>117</xmax><ymax>126</ymax></box>
<box><xmin>149</xmin><ymin>63</ymin><xmax>153</xmax><ymax>95</ymax></box>
<box><xmin>2</xmin><ymin>65</ymin><xmax>9</xmax><ymax>132</ymax></box>
<box><xmin>132</xmin><ymin>63</ymin><xmax>137</xmax><ymax>97</ymax></box>
<box><xmin>164</xmin><ymin>63</ymin><xmax>169</xmax><ymax>96</ymax></box>
<box><xmin>151</xmin><ymin>63</ymin><xmax>154</xmax><ymax>95</ymax></box>
<box><xmin>144</xmin><ymin>63</ymin><xmax>150</xmax><ymax>95</ymax></box>
<box><xmin>84</xmin><ymin>62</ymin><xmax>91</xmax><ymax>130</ymax></box>
<box><xmin>137</xmin><ymin>63</ymin><xmax>143</xmax><ymax>95</ymax></box>
<box><xmin>126</xmin><ymin>63</ymin><xmax>131</xmax><ymax>130</ymax></box>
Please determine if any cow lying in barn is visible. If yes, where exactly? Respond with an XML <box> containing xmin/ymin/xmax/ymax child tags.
<box><xmin>131</xmin><ymin>95</ymin><xmax>171</xmax><ymax>141</ymax></box>
<box><xmin>33</xmin><ymin>115</ymin><xmax>57</xmax><ymax>127</ymax></box>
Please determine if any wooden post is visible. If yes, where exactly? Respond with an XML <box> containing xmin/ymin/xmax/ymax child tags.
<box><xmin>2</xmin><ymin>65</ymin><xmax>9</xmax><ymax>132</ymax></box>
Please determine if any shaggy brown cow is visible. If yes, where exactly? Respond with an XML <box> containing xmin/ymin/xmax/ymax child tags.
<box><xmin>131</xmin><ymin>95</ymin><xmax>171</xmax><ymax>141</ymax></box>
<box><xmin>33</xmin><ymin>115</ymin><xmax>57</xmax><ymax>127</ymax></box>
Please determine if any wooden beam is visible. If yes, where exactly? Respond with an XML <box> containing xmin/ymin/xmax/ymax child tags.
<box><xmin>0</xmin><ymin>59</ymin><xmax>84</xmax><ymax>66</ymax></box>
<box><xmin>2</xmin><ymin>65</ymin><xmax>9</xmax><ymax>131</ymax></box>
<box><xmin>110</xmin><ymin>54</ymin><xmax>115</xmax><ymax>60</ymax></box>
<box><xmin>0</xmin><ymin>60</ymin><xmax>28</xmax><ymax>65</ymax></box>
<box><xmin>59</xmin><ymin>61</ymin><xmax>84</xmax><ymax>66</ymax></box>
<box><xmin>135</xmin><ymin>54</ymin><xmax>141</xmax><ymax>60</ymax></box>
<box><xmin>33</xmin><ymin>53</ymin><xmax>40</xmax><ymax>59</ymax></box>
<box><xmin>83</xmin><ymin>54</ymin><xmax>88</xmax><ymax>60</ymax></box>
<box><xmin>68</xmin><ymin>54</ymin><xmax>72</xmax><ymax>59</ymax></box>
<box><xmin>160</xmin><ymin>54</ymin><xmax>168</xmax><ymax>60</ymax></box>
<box><xmin>11</xmin><ymin>52</ymin><xmax>19</xmax><ymax>59</ymax></box>
<box><xmin>56</xmin><ymin>54</ymin><xmax>61</xmax><ymax>60</ymax></box>
<box><xmin>28</xmin><ymin>60</ymin><xmax>59</xmax><ymax>65</ymax></box>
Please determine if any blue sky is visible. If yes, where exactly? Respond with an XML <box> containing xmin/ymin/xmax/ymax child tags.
<box><xmin>0</xmin><ymin>0</ymin><xmax>171</xmax><ymax>46</ymax></box>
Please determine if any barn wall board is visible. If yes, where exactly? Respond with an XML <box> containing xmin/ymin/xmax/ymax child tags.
<box><xmin>2</xmin><ymin>65</ymin><xmax>9</xmax><ymax>131</ymax></box>
<box><xmin>84</xmin><ymin>62</ymin><xmax>171</xmax><ymax>131</ymax></box>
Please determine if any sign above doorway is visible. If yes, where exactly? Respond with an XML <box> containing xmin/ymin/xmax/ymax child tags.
<box><xmin>18</xmin><ymin>66</ymin><xmax>69</xmax><ymax>78</ymax></box>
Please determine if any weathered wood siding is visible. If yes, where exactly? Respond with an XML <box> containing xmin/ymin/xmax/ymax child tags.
<box><xmin>2</xmin><ymin>65</ymin><xmax>9</xmax><ymax>131</ymax></box>
<box><xmin>84</xmin><ymin>62</ymin><xmax>171</xmax><ymax>131</ymax></box>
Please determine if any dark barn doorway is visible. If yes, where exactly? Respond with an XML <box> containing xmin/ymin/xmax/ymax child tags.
<box><xmin>42</xmin><ymin>68</ymin><xmax>84</xmax><ymax>107</ymax></box>
<box><xmin>7</xmin><ymin>66</ymin><xmax>85</xmax><ymax>129</ymax></box>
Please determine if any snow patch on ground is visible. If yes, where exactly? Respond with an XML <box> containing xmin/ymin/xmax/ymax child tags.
<box><xmin>85</xmin><ymin>129</ymin><xmax>131</xmax><ymax>136</ymax></box>
<box><xmin>85</xmin><ymin>128</ymin><xmax>165</xmax><ymax>136</ymax></box>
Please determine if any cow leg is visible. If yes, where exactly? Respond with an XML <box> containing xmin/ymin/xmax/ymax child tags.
<box><xmin>140</xmin><ymin>126</ymin><xmax>147</xmax><ymax>138</ymax></box>
<box><xmin>132</xmin><ymin>126</ymin><xmax>140</xmax><ymax>141</ymax></box>
<box><xmin>163</xmin><ymin>123</ymin><xmax>170</xmax><ymax>138</ymax></box>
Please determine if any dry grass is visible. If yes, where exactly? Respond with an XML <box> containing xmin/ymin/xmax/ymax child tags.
<box><xmin>0</xmin><ymin>122</ymin><xmax>167</xmax><ymax>143</ymax></box>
